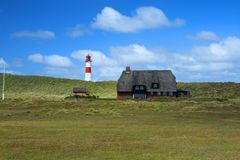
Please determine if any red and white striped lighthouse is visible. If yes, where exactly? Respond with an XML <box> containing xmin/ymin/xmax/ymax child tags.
<box><xmin>85</xmin><ymin>54</ymin><xmax>92</xmax><ymax>81</ymax></box>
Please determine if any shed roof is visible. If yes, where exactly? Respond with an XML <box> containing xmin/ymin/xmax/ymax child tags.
<box><xmin>73</xmin><ymin>87</ymin><xmax>88</xmax><ymax>93</ymax></box>
<box><xmin>117</xmin><ymin>70</ymin><xmax>176</xmax><ymax>92</ymax></box>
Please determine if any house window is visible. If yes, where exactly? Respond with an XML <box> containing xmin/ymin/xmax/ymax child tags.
<box><xmin>140</xmin><ymin>86</ymin><xmax>144</xmax><ymax>90</ymax></box>
<box><xmin>166</xmin><ymin>92</ymin><xmax>169</xmax><ymax>96</ymax></box>
<box><xmin>135</xmin><ymin>86</ymin><xmax>140</xmax><ymax>90</ymax></box>
<box><xmin>133</xmin><ymin>85</ymin><xmax>146</xmax><ymax>91</ymax></box>
<box><xmin>151</xmin><ymin>83</ymin><xmax>160</xmax><ymax>89</ymax></box>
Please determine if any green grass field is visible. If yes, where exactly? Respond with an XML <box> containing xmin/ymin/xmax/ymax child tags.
<box><xmin>0</xmin><ymin>74</ymin><xmax>240</xmax><ymax>159</ymax></box>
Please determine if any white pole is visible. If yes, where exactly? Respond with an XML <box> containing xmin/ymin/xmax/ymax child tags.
<box><xmin>2</xmin><ymin>62</ymin><xmax>5</xmax><ymax>100</ymax></box>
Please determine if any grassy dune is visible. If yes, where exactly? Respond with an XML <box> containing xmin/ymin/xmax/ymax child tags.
<box><xmin>0</xmin><ymin>74</ymin><xmax>240</xmax><ymax>159</ymax></box>
<box><xmin>0</xmin><ymin>74</ymin><xmax>240</xmax><ymax>99</ymax></box>
<box><xmin>0</xmin><ymin>74</ymin><xmax>117</xmax><ymax>99</ymax></box>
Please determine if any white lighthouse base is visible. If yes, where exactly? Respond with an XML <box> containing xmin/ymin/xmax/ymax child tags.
<box><xmin>85</xmin><ymin>73</ymin><xmax>91</xmax><ymax>81</ymax></box>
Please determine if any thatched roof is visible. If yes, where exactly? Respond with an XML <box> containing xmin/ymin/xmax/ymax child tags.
<box><xmin>117</xmin><ymin>70</ymin><xmax>176</xmax><ymax>92</ymax></box>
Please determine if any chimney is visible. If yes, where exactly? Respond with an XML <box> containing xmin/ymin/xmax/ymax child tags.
<box><xmin>126</xmin><ymin>66</ymin><xmax>131</xmax><ymax>73</ymax></box>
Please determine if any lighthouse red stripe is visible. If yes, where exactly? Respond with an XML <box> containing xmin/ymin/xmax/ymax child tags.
<box><xmin>85</xmin><ymin>67</ymin><xmax>91</xmax><ymax>73</ymax></box>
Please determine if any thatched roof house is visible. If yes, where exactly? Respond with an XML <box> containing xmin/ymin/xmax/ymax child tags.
<box><xmin>117</xmin><ymin>67</ymin><xmax>177</xmax><ymax>99</ymax></box>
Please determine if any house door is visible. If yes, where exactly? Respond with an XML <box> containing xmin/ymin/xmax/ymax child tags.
<box><xmin>133</xmin><ymin>85</ymin><xmax>146</xmax><ymax>99</ymax></box>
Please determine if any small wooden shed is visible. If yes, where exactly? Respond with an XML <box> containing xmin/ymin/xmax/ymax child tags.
<box><xmin>73</xmin><ymin>87</ymin><xmax>89</xmax><ymax>96</ymax></box>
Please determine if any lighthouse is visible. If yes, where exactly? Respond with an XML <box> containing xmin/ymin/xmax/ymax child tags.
<box><xmin>85</xmin><ymin>54</ymin><xmax>92</xmax><ymax>81</ymax></box>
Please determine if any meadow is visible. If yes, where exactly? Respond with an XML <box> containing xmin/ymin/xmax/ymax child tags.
<box><xmin>0</xmin><ymin>74</ymin><xmax>240</xmax><ymax>160</ymax></box>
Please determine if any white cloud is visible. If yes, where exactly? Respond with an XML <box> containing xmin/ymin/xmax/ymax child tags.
<box><xmin>26</xmin><ymin>36</ymin><xmax>240</xmax><ymax>82</ymax></box>
<box><xmin>68</xmin><ymin>24</ymin><xmax>90</xmax><ymax>38</ymax></box>
<box><xmin>28</xmin><ymin>54</ymin><xmax>72</xmax><ymax>67</ymax></box>
<box><xmin>71</xmin><ymin>50</ymin><xmax>124</xmax><ymax>80</ymax></box>
<box><xmin>12</xmin><ymin>30</ymin><xmax>55</xmax><ymax>39</ymax></box>
<box><xmin>71</xmin><ymin>45</ymin><xmax>163</xmax><ymax>67</ymax></box>
<box><xmin>70</xmin><ymin>45</ymin><xmax>175</xmax><ymax>80</ymax></box>
<box><xmin>195</xmin><ymin>31</ymin><xmax>219</xmax><ymax>41</ymax></box>
<box><xmin>0</xmin><ymin>58</ymin><xmax>20</xmax><ymax>74</ymax></box>
<box><xmin>28</xmin><ymin>54</ymin><xmax>44</xmax><ymax>63</ymax></box>
<box><xmin>92</xmin><ymin>6</ymin><xmax>184</xmax><ymax>33</ymax></box>
<box><xmin>0</xmin><ymin>69</ymin><xmax>21</xmax><ymax>75</ymax></box>
<box><xmin>96</xmin><ymin>66</ymin><xmax>123</xmax><ymax>80</ymax></box>
<box><xmin>71</xmin><ymin>50</ymin><xmax>117</xmax><ymax>67</ymax></box>
<box><xmin>72</xmin><ymin>37</ymin><xmax>240</xmax><ymax>81</ymax></box>
<box><xmin>110</xmin><ymin>44</ymin><xmax>157</xmax><ymax>64</ymax></box>
<box><xmin>45</xmin><ymin>55</ymin><xmax>72</xmax><ymax>67</ymax></box>
<box><xmin>177</xmin><ymin>62</ymin><xmax>233</xmax><ymax>72</ymax></box>
<box><xmin>191</xmin><ymin>36</ymin><xmax>240</xmax><ymax>61</ymax></box>
<box><xmin>0</xmin><ymin>58</ymin><xmax>7</xmax><ymax>67</ymax></box>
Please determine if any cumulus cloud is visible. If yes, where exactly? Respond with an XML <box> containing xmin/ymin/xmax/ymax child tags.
<box><xmin>28</xmin><ymin>54</ymin><xmax>44</xmax><ymax>63</ymax></box>
<box><xmin>12</xmin><ymin>30</ymin><xmax>55</xmax><ymax>39</ymax></box>
<box><xmin>71</xmin><ymin>44</ymin><xmax>166</xmax><ymax>67</ymax></box>
<box><xmin>175</xmin><ymin>62</ymin><xmax>233</xmax><ymax>72</ymax></box>
<box><xmin>166</xmin><ymin>36</ymin><xmax>240</xmax><ymax>77</ymax></box>
<box><xmin>0</xmin><ymin>58</ymin><xmax>7</xmax><ymax>67</ymax></box>
<box><xmin>0</xmin><ymin>69</ymin><xmax>21</xmax><ymax>75</ymax></box>
<box><xmin>0</xmin><ymin>58</ymin><xmax>18</xmax><ymax>74</ymax></box>
<box><xmin>68</xmin><ymin>24</ymin><xmax>90</xmax><ymax>38</ymax></box>
<box><xmin>71</xmin><ymin>50</ymin><xmax>121</xmax><ymax>80</ymax></box>
<box><xmin>71</xmin><ymin>45</ymin><xmax>164</xmax><ymax>67</ymax></box>
<box><xmin>45</xmin><ymin>55</ymin><xmax>73</xmax><ymax>67</ymax></box>
<box><xmin>70</xmin><ymin>45</ymin><xmax>170</xmax><ymax>80</ymax></box>
<box><xmin>71</xmin><ymin>50</ymin><xmax>117</xmax><ymax>67</ymax></box>
<box><xmin>195</xmin><ymin>31</ymin><xmax>219</xmax><ymax>40</ymax></box>
<box><xmin>70</xmin><ymin>36</ymin><xmax>240</xmax><ymax>81</ymax></box>
<box><xmin>26</xmin><ymin>36</ymin><xmax>240</xmax><ymax>81</ymax></box>
<box><xmin>188</xmin><ymin>31</ymin><xmax>219</xmax><ymax>41</ymax></box>
<box><xmin>110</xmin><ymin>44</ymin><xmax>158</xmax><ymax>64</ymax></box>
<box><xmin>191</xmin><ymin>36</ymin><xmax>240</xmax><ymax>61</ymax></box>
<box><xmin>92</xmin><ymin>6</ymin><xmax>184</xmax><ymax>33</ymax></box>
<box><xmin>28</xmin><ymin>54</ymin><xmax>72</xmax><ymax>67</ymax></box>
<box><xmin>166</xmin><ymin>37</ymin><xmax>240</xmax><ymax>81</ymax></box>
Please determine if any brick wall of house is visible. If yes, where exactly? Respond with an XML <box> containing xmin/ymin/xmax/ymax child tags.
<box><xmin>117</xmin><ymin>92</ymin><xmax>133</xmax><ymax>99</ymax></box>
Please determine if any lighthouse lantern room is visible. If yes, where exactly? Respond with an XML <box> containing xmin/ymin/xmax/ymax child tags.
<box><xmin>85</xmin><ymin>54</ymin><xmax>92</xmax><ymax>81</ymax></box>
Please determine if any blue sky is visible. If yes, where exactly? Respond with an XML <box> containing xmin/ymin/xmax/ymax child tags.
<box><xmin>0</xmin><ymin>0</ymin><xmax>240</xmax><ymax>82</ymax></box>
